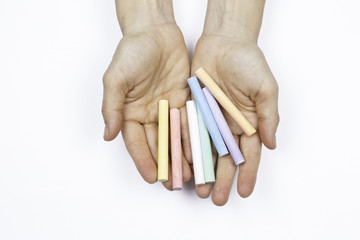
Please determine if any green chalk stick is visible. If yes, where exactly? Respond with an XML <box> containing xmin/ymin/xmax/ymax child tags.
<box><xmin>196</xmin><ymin>103</ymin><xmax>215</xmax><ymax>183</ymax></box>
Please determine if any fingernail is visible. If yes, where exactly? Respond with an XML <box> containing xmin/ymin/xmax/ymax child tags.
<box><xmin>103</xmin><ymin>126</ymin><xmax>109</xmax><ymax>140</ymax></box>
<box><xmin>273</xmin><ymin>135</ymin><xmax>277</xmax><ymax>149</ymax></box>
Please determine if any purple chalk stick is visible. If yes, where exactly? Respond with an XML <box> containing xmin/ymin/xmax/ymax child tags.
<box><xmin>203</xmin><ymin>87</ymin><xmax>245</xmax><ymax>165</ymax></box>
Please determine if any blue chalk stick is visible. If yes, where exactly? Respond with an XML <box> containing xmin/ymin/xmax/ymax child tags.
<box><xmin>187</xmin><ymin>76</ymin><xmax>228</xmax><ymax>156</ymax></box>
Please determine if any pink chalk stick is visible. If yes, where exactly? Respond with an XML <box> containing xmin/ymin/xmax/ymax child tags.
<box><xmin>170</xmin><ymin>108</ymin><xmax>183</xmax><ymax>190</ymax></box>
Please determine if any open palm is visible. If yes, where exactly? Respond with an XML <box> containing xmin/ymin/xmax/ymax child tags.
<box><xmin>102</xmin><ymin>24</ymin><xmax>192</xmax><ymax>189</ymax></box>
<box><xmin>192</xmin><ymin>35</ymin><xmax>279</xmax><ymax>205</ymax></box>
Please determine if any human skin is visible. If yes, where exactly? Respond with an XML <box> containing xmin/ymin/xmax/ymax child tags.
<box><xmin>101</xmin><ymin>0</ymin><xmax>193</xmax><ymax>190</ymax></box>
<box><xmin>192</xmin><ymin>0</ymin><xmax>280</xmax><ymax>206</ymax></box>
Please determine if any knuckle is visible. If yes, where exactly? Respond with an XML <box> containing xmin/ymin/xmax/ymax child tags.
<box><xmin>102</xmin><ymin>69</ymin><xmax>128</xmax><ymax>94</ymax></box>
<box><xmin>126</xmin><ymin>137</ymin><xmax>143</xmax><ymax>152</ymax></box>
<box><xmin>276</xmin><ymin>113</ymin><xmax>280</xmax><ymax>125</ymax></box>
<box><xmin>103</xmin><ymin>69</ymin><xmax>124</xmax><ymax>87</ymax></box>
<box><xmin>268</xmin><ymin>80</ymin><xmax>279</xmax><ymax>95</ymax></box>
<box><xmin>101</xmin><ymin>106</ymin><xmax>108</xmax><ymax>116</ymax></box>
<box><xmin>243</xmin><ymin>148</ymin><xmax>261</xmax><ymax>164</ymax></box>
<box><xmin>273</xmin><ymin>81</ymin><xmax>279</xmax><ymax>93</ymax></box>
<box><xmin>102</xmin><ymin>70</ymin><xmax>116</xmax><ymax>86</ymax></box>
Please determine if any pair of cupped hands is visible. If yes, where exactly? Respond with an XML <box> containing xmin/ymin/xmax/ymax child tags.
<box><xmin>102</xmin><ymin>23</ymin><xmax>279</xmax><ymax>206</ymax></box>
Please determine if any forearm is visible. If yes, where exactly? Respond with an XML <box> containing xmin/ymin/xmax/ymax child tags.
<box><xmin>203</xmin><ymin>0</ymin><xmax>265</xmax><ymax>43</ymax></box>
<box><xmin>116</xmin><ymin>0</ymin><xmax>176</xmax><ymax>35</ymax></box>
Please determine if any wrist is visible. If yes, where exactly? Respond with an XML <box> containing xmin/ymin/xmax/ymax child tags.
<box><xmin>202</xmin><ymin>0</ymin><xmax>265</xmax><ymax>43</ymax></box>
<box><xmin>116</xmin><ymin>0</ymin><xmax>176</xmax><ymax>35</ymax></box>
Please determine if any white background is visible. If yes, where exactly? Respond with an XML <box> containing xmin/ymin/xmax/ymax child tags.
<box><xmin>1</xmin><ymin>0</ymin><xmax>360</xmax><ymax>239</ymax></box>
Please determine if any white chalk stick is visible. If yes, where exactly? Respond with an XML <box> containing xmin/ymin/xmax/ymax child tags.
<box><xmin>186</xmin><ymin>100</ymin><xmax>205</xmax><ymax>185</ymax></box>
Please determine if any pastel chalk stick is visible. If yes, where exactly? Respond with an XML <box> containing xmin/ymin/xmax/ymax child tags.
<box><xmin>187</xmin><ymin>77</ymin><xmax>228</xmax><ymax>157</ymax></box>
<box><xmin>196</xmin><ymin>104</ymin><xmax>215</xmax><ymax>183</ymax></box>
<box><xmin>158</xmin><ymin>100</ymin><xmax>169</xmax><ymax>182</ymax></box>
<box><xmin>170</xmin><ymin>108</ymin><xmax>183</xmax><ymax>190</ymax></box>
<box><xmin>195</xmin><ymin>67</ymin><xmax>256</xmax><ymax>137</ymax></box>
<box><xmin>203</xmin><ymin>88</ymin><xmax>245</xmax><ymax>165</ymax></box>
<box><xmin>186</xmin><ymin>100</ymin><xmax>205</xmax><ymax>185</ymax></box>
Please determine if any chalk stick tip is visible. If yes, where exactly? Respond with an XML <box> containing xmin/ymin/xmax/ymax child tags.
<box><xmin>170</xmin><ymin>108</ymin><xmax>180</xmax><ymax>113</ymax></box>
<box><xmin>246</xmin><ymin>128</ymin><xmax>257</xmax><ymax>137</ymax></box>
<box><xmin>195</xmin><ymin>67</ymin><xmax>205</xmax><ymax>74</ymax></box>
<box><xmin>187</xmin><ymin>76</ymin><xmax>198</xmax><ymax>85</ymax></box>
<box><xmin>205</xmin><ymin>180</ymin><xmax>215</xmax><ymax>184</ymax></box>
<box><xmin>159</xmin><ymin>99</ymin><xmax>168</xmax><ymax>107</ymax></box>
<box><xmin>158</xmin><ymin>178</ymin><xmax>168</xmax><ymax>182</ymax></box>
<box><xmin>235</xmin><ymin>160</ymin><xmax>246</xmax><ymax>166</ymax></box>
<box><xmin>218</xmin><ymin>150</ymin><xmax>229</xmax><ymax>157</ymax></box>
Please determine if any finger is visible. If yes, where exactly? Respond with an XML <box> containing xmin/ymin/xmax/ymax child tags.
<box><xmin>237</xmin><ymin>133</ymin><xmax>262</xmax><ymax>198</ymax></box>
<box><xmin>102</xmin><ymin>62</ymin><xmax>128</xmax><ymax>141</ymax></box>
<box><xmin>180</xmin><ymin>106</ymin><xmax>192</xmax><ymax>164</ymax></box>
<box><xmin>196</xmin><ymin>184</ymin><xmax>212</xmax><ymax>199</ymax></box>
<box><xmin>143</xmin><ymin>123</ymin><xmax>174</xmax><ymax>191</ymax></box>
<box><xmin>182</xmin><ymin>154</ymin><xmax>192</xmax><ymax>182</ymax></box>
<box><xmin>143</xmin><ymin>123</ymin><xmax>158</xmax><ymax>162</ymax></box>
<box><xmin>212</xmin><ymin>143</ymin><xmax>238</xmax><ymax>206</ymax></box>
<box><xmin>162</xmin><ymin>164</ymin><xmax>173</xmax><ymax>191</ymax></box>
<box><xmin>122</xmin><ymin>121</ymin><xmax>157</xmax><ymax>184</ymax></box>
<box><xmin>255</xmin><ymin>80</ymin><xmax>279</xmax><ymax>149</ymax></box>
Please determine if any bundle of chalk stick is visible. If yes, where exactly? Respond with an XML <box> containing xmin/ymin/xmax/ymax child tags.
<box><xmin>157</xmin><ymin>67</ymin><xmax>256</xmax><ymax>190</ymax></box>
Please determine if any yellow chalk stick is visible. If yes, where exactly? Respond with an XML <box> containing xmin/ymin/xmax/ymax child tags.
<box><xmin>158</xmin><ymin>99</ymin><xmax>169</xmax><ymax>182</ymax></box>
<box><xmin>195</xmin><ymin>67</ymin><xmax>256</xmax><ymax>136</ymax></box>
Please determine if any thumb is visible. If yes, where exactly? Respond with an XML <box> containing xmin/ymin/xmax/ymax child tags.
<box><xmin>255</xmin><ymin>80</ymin><xmax>280</xmax><ymax>150</ymax></box>
<box><xmin>102</xmin><ymin>62</ymin><xmax>128</xmax><ymax>141</ymax></box>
